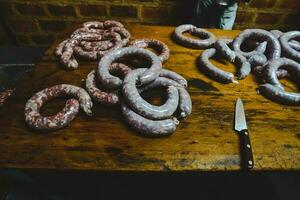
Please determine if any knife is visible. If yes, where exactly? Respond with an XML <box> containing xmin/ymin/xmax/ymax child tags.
<box><xmin>234</xmin><ymin>98</ymin><xmax>254</xmax><ymax>169</ymax></box>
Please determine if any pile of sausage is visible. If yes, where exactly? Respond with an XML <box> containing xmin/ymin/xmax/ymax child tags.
<box><xmin>174</xmin><ymin>24</ymin><xmax>300</xmax><ymax>105</ymax></box>
<box><xmin>87</xmin><ymin>45</ymin><xmax>191</xmax><ymax>137</ymax></box>
<box><xmin>24</xmin><ymin>23</ymin><xmax>192</xmax><ymax>136</ymax></box>
<box><xmin>55</xmin><ymin>20</ymin><xmax>130</xmax><ymax>70</ymax></box>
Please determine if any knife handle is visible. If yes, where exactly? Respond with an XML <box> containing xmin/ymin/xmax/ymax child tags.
<box><xmin>239</xmin><ymin>129</ymin><xmax>254</xmax><ymax>169</ymax></box>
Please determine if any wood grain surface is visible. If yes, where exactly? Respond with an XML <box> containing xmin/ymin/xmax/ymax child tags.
<box><xmin>0</xmin><ymin>24</ymin><xmax>299</xmax><ymax>171</ymax></box>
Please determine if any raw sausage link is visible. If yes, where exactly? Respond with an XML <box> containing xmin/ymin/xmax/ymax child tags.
<box><xmin>109</xmin><ymin>27</ymin><xmax>131</xmax><ymax>46</ymax></box>
<box><xmin>248</xmin><ymin>53</ymin><xmax>267</xmax><ymax>67</ymax></box>
<box><xmin>60</xmin><ymin>32</ymin><xmax>118</xmax><ymax>66</ymax></box>
<box><xmin>96</xmin><ymin>32</ymin><xmax>124</xmax><ymax>58</ymax></box>
<box><xmin>258</xmin><ymin>58</ymin><xmax>300</xmax><ymax>105</ymax></box>
<box><xmin>74</xmin><ymin>46</ymin><xmax>98</xmax><ymax>60</ymax></box>
<box><xmin>270</xmin><ymin>29</ymin><xmax>283</xmax><ymax>38</ymax></box>
<box><xmin>24</xmin><ymin>84</ymin><xmax>93</xmax><ymax>131</ymax></box>
<box><xmin>71</xmin><ymin>32</ymin><xmax>104</xmax><ymax>41</ymax></box>
<box><xmin>254</xmin><ymin>41</ymin><xmax>268</xmax><ymax>55</ymax></box>
<box><xmin>173</xmin><ymin>24</ymin><xmax>216</xmax><ymax>49</ymax></box>
<box><xmin>289</xmin><ymin>40</ymin><xmax>300</xmax><ymax>52</ymax></box>
<box><xmin>139</xmin><ymin>76</ymin><xmax>192</xmax><ymax>119</ymax></box>
<box><xmin>60</xmin><ymin>40</ymin><xmax>79</xmax><ymax>69</ymax></box>
<box><xmin>55</xmin><ymin>39</ymin><xmax>69</xmax><ymax>56</ymax></box>
<box><xmin>83</xmin><ymin>21</ymin><xmax>104</xmax><ymax>30</ymax></box>
<box><xmin>56</xmin><ymin>20</ymin><xmax>130</xmax><ymax>69</ymax></box>
<box><xmin>177</xmin><ymin>86</ymin><xmax>192</xmax><ymax>118</ymax></box>
<box><xmin>158</xmin><ymin>69</ymin><xmax>188</xmax><ymax>87</ymax></box>
<box><xmin>71</xmin><ymin>27</ymin><xmax>105</xmax><ymax>38</ymax></box>
<box><xmin>122</xmin><ymin>68</ymin><xmax>179</xmax><ymax>120</ymax></box>
<box><xmin>280</xmin><ymin>31</ymin><xmax>300</xmax><ymax>63</ymax></box>
<box><xmin>214</xmin><ymin>39</ymin><xmax>252</xmax><ymax>79</ymax></box>
<box><xmin>232</xmin><ymin>29</ymin><xmax>281</xmax><ymax>60</ymax></box>
<box><xmin>121</xmin><ymin>102</ymin><xmax>179</xmax><ymax>137</ymax></box>
<box><xmin>74</xmin><ymin>32</ymin><xmax>123</xmax><ymax>60</ymax></box>
<box><xmin>271</xmin><ymin>29</ymin><xmax>300</xmax><ymax>51</ymax></box>
<box><xmin>198</xmin><ymin>48</ymin><xmax>238</xmax><ymax>84</ymax></box>
<box><xmin>79</xmin><ymin>40</ymin><xmax>114</xmax><ymax>52</ymax></box>
<box><xmin>253</xmin><ymin>64</ymin><xmax>289</xmax><ymax>80</ymax></box>
<box><xmin>85</xmin><ymin>63</ymin><xmax>131</xmax><ymax>105</ymax></box>
<box><xmin>131</xmin><ymin>39</ymin><xmax>170</xmax><ymax>63</ymax></box>
<box><xmin>215</xmin><ymin>39</ymin><xmax>236</xmax><ymax>62</ymax></box>
<box><xmin>25</xmin><ymin>99</ymin><xmax>80</xmax><ymax>131</ymax></box>
<box><xmin>258</xmin><ymin>84</ymin><xmax>300</xmax><ymax>105</ymax></box>
<box><xmin>263</xmin><ymin>58</ymin><xmax>300</xmax><ymax>90</ymax></box>
<box><xmin>103</xmin><ymin>20</ymin><xmax>124</xmax><ymax>28</ymax></box>
<box><xmin>234</xmin><ymin>54</ymin><xmax>251</xmax><ymax>80</ymax></box>
<box><xmin>97</xmin><ymin>47</ymin><xmax>162</xmax><ymax>89</ymax></box>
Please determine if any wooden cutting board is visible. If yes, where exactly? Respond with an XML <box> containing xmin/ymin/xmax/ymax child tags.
<box><xmin>0</xmin><ymin>24</ymin><xmax>299</xmax><ymax>171</ymax></box>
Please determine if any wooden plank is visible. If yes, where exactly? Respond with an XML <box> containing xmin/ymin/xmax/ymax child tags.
<box><xmin>0</xmin><ymin>24</ymin><xmax>299</xmax><ymax>171</ymax></box>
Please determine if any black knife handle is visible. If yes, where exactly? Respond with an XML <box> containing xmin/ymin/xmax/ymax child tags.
<box><xmin>239</xmin><ymin>129</ymin><xmax>254</xmax><ymax>169</ymax></box>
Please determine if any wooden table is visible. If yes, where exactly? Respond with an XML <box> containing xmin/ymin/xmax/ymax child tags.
<box><xmin>0</xmin><ymin>24</ymin><xmax>299</xmax><ymax>171</ymax></box>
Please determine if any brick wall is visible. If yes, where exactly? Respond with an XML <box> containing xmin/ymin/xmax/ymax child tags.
<box><xmin>0</xmin><ymin>0</ymin><xmax>299</xmax><ymax>47</ymax></box>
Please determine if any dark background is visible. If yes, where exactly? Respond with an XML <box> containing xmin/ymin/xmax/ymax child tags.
<box><xmin>1</xmin><ymin>170</ymin><xmax>300</xmax><ymax>200</ymax></box>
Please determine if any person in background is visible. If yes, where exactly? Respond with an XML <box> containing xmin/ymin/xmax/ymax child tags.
<box><xmin>193</xmin><ymin>0</ymin><xmax>251</xmax><ymax>30</ymax></box>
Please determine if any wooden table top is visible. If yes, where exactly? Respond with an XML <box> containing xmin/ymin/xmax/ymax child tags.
<box><xmin>0</xmin><ymin>24</ymin><xmax>299</xmax><ymax>171</ymax></box>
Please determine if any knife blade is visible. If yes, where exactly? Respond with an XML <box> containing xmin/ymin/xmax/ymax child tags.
<box><xmin>234</xmin><ymin>98</ymin><xmax>254</xmax><ymax>169</ymax></box>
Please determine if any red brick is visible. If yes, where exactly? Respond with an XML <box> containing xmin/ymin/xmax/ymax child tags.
<box><xmin>48</xmin><ymin>4</ymin><xmax>76</xmax><ymax>16</ymax></box>
<box><xmin>15</xmin><ymin>3</ymin><xmax>45</xmax><ymax>16</ymax></box>
<box><xmin>142</xmin><ymin>6</ymin><xmax>170</xmax><ymax>19</ymax></box>
<box><xmin>38</xmin><ymin>20</ymin><xmax>66</xmax><ymax>31</ymax></box>
<box><xmin>31</xmin><ymin>34</ymin><xmax>54</xmax><ymax>46</ymax></box>
<box><xmin>249</xmin><ymin>0</ymin><xmax>276</xmax><ymax>8</ymax></box>
<box><xmin>79</xmin><ymin>5</ymin><xmax>107</xmax><ymax>16</ymax></box>
<box><xmin>278</xmin><ymin>0</ymin><xmax>300</xmax><ymax>10</ymax></box>
<box><xmin>110</xmin><ymin>5</ymin><xmax>137</xmax><ymax>18</ymax></box>
<box><xmin>9</xmin><ymin>20</ymin><xmax>38</xmax><ymax>33</ymax></box>
<box><xmin>235</xmin><ymin>11</ymin><xmax>255</xmax><ymax>24</ymax></box>
<box><xmin>0</xmin><ymin>2</ymin><xmax>14</xmax><ymax>16</ymax></box>
<box><xmin>255</xmin><ymin>13</ymin><xmax>282</xmax><ymax>25</ymax></box>
<box><xmin>283</xmin><ymin>14</ymin><xmax>300</xmax><ymax>27</ymax></box>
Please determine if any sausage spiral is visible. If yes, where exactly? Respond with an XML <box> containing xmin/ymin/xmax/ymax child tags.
<box><xmin>24</xmin><ymin>84</ymin><xmax>93</xmax><ymax>131</ymax></box>
<box><xmin>138</xmin><ymin>76</ymin><xmax>192</xmax><ymax>119</ymax></box>
<box><xmin>271</xmin><ymin>30</ymin><xmax>300</xmax><ymax>51</ymax></box>
<box><xmin>198</xmin><ymin>48</ymin><xmax>238</xmax><ymax>84</ymax></box>
<box><xmin>173</xmin><ymin>24</ymin><xmax>216</xmax><ymax>49</ymax></box>
<box><xmin>122</xmin><ymin>68</ymin><xmax>179</xmax><ymax>120</ymax></box>
<box><xmin>262</xmin><ymin>58</ymin><xmax>300</xmax><ymax>90</ymax></box>
<box><xmin>280</xmin><ymin>31</ymin><xmax>300</xmax><ymax>63</ymax></box>
<box><xmin>131</xmin><ymin>39</ymin><xmax>170</xmax><ymax>63</ymax></box>
<box><xmin>121</xmin><ymin>102</ymin><xmax>179</xmax><ymax>137</ymax></box>
<box><xmin>258</xmin><ymin>58</ymin><xmax>300</xmax><ymax>105</ymax></box>
<box><xmin>97</xmin><ymin>47</ymin><xmax>162</xmax><ymax>89</ymax></box>
<box><xmin>85</xmin><ymin>63</ymin><xmax>131</xmax><ymax>105</ymax></box>
<box><xmin>232</xmin><ymin>29</ymin><xmax>281</xmax><ymax>60</ymax></box>
<box><xmin>121</xmin><ymin>68</ymin><xmax>191</xmax><ymax>136</ymax></box>
<box><xmin>258</xmin><ymin>84</ymin><xmax>300</xmax><ymax>105</ymax></box>
<box><xmin>214</xmin><ymin>39</ymin><xmax>236</xmax><ymax>62</ymax></box>
<box><xmin>55</xmin><ymin>20</ymin><xmax>130</xmax><ymax>70</ymax></box>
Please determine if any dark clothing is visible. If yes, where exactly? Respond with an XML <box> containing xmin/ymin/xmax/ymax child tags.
<box><xmin>193</xmin><ymin>0</ymin><xmax>238</xmax><ymax>30</ymax></box>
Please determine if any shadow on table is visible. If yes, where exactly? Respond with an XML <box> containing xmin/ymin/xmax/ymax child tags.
<box><xmin>0</xmin><ymin>169</ymin><xmax>299</xmax><ymax>200</ymax></box>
